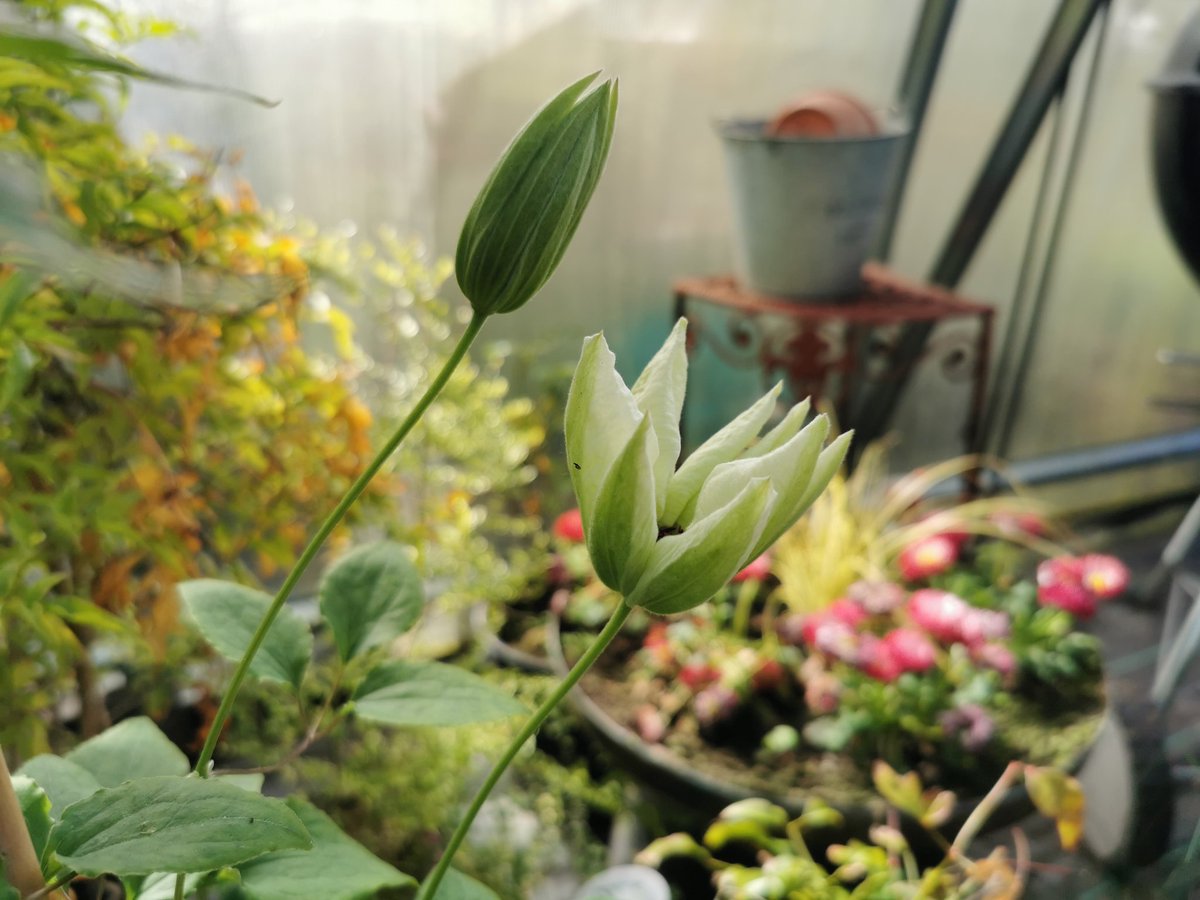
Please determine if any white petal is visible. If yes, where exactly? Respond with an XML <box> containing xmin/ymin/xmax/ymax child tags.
<box><xmin>689</xmin><ymin>415</ymin><xmax>830</xmax><ymax>534</ymax></box>
<box><xmin>748</xmin><ymin>429</ymin><xmax>853</xmax><ymax>558</ymax></box>
<box><xmin>662</xmin><ymin>382</ymin><xmax>781</xmax><ymax>526</ymax></box>
<box><xmin>626</xmin><ymin>477</ymin><xmax>776</xmax><ymax>614</ymax></box>
<box><xmin>586</xmin><ymin>416</ymin><xmax>659</xmax><ymax>593</ymax></box>
<box><xmin>631</xmin><ymin>318</ymin><xmax>688</xmax><ymax>518</ymax></box>
<box><xmin>743</xmin><ymin>398</ymin><xmax>811</xmax><ymax>459</ymax></box>
<box><xmin>564</xmin><ymin>333</ymin><xmax>643</xmax><ymax>534</ymax></box>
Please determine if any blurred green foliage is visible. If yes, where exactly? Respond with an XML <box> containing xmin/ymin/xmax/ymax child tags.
<box><xmin>0</xmin><ymin>0</ymin><xmax>385</xmax><ymax>759</ymax></box>
<box><xmin>306</xmin><ymin>228</ymin><xmax>550</xmax><ymax>612</ymax></box>
<box><xmin>224</xmin><ymin>669</ymin><xmax>620</xmax><ymax>899</ymax></box>
<box><xmin>0</xmin><ymin>0</ymin><xmax>551</xmax><ymax>765</ymax></box>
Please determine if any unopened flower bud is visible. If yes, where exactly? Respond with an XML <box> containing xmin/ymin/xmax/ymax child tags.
<box><xmin>456</xmin><ymin>73</ymin><xmax>618</xmax><ymax>317</ymax></box>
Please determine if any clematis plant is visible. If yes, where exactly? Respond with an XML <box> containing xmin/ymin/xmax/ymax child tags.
<box><xmin>417</xmin><ymin>324</ymin><xmax>850</xmax><ymax>897</ymax></box>
<box><xmin>565</xmin><ymin>321</ymin><xmax>851</xmax><ymax>614</ymax></box>
<box><xmin>0</xmin><ymin>70</ymin><xmax>845</xmax><ymax>900</ymax></box>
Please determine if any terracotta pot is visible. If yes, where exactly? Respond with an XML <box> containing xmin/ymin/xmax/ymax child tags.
<box><xmin>766</xmin><ymin>91</ymin><xmax>880</xmax><ymax>139</ymax></box>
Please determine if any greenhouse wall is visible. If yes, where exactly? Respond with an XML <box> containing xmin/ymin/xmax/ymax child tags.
<box><xmin>119</xmin><ymin>0</ymin><xmax>1200</xmax><ymax>503</ymax></box>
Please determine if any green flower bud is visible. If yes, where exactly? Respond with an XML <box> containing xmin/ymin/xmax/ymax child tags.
<box><xmin>456</xmin><ymin>72</ymin><xmax>618</xmax><ymax>317</ymax></box>
<box><xmin>564</xmin><ymin>319</ymin><xmax>851</xmax><ymax>615</ymax></box>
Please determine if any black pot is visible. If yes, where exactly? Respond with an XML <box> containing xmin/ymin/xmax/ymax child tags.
<box><xmin>1151</xmin><ymin>10</ymin><xmax>1200</xmax><ymax>285</ymax></box>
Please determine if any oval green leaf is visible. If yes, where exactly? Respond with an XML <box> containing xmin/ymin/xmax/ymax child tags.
<box><xmin>431</xmin><ymin>868</ymin><xmax>501</xmax><ymax>900</ymax></box>
<box><xmin>237</xmin><ymin>797</ymin><xmax>414</xmax><ymax>899</ymax></box>
<box><xmin>179</xmin><ymin>580</ymin><xmax>312</xmax><ymax>688</ymax></box>
<box><xmin>16</xmin><ymin>755</ymin><xmax>102</xmax><ymax>819</ymax></box>
<box><xmin>319</xmin><ymin>541</ymin><xmax>423</xmax><ymax>662</ymax></box>
<box><xmin>63</xmin><ymin>717</ymin><xmax>188</xmax><ymax>788</ymax></box>
<box><xmin>352</xmin><ymin>662</ymin><xmax>525</xmax><ymax>727</ymax></box>
<box><xmin>52</xmin><ymin>776</ymin><xmax>311</xmax><ymax>876</ymax></box>
<box><xmin>12</xmin><ymin>776</ymin><xmax>51</xmax><ymax>862</ymax></box>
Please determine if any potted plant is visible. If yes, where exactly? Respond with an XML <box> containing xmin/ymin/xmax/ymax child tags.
<box><xmin>548</xmin><ymin>445</ymin><xmax>1119</xmax><ymax>834</ymax></box>
<box><xmin>636</xmin><ymin>760</ymin><xmax>1086</xmax><ymax>898</ymax></box>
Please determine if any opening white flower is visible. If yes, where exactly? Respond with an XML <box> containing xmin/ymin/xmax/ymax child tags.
<box><xmin>565</xmin><ymin>318</ymin><xmax>851</xmax><ymax>614</ymax></box>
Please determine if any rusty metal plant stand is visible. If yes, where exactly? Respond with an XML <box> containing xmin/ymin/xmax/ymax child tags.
<box><xmin>672</xmin><ymin>263</ymin><xmax>994</xmax><ymax>458</ymax></box>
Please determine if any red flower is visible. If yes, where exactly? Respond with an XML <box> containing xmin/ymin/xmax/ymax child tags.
<box><xmin>694</xmin><ymin>684</ymin><xmax>739</xmax><ymax>728</ymax></box>
<box><xmin>552</xmin><ymin>508</ymin><xmax>585</xmax><ymax>543</ymax></box>
<box><xmin>634</xmin><ymin>705</ymin><xmax>666</xmax><ymax>743</ymax></box>
<box><xmin>1080</xmin><ymin>554</ymin><xmax>1130</xmax><ymax>599</ymax></box>
<box><xmin>1036</xmin><ymin>554</ymin><xmax>1125</xmax><ymax>618</ymax></box>
<box><xmin>644</xmin><ymin>621</ymin><xmax>670</xmax><ymax>648</ymax></box>
<box><xmin>857</xmin><ymin>635</ymin><xmax>901</xmax><ymax>682</ymax></box>
<box><xmin>1039</xmin><ymin>580</ymin><xmax>1098</xmax><ymax>618</ymax></box>
<box><xmin>642</xmin><ymin>622</ymin><xmax>674</xmax><ymax>667</ymax></box>
<box><xmin>828</xmin><ymin>598</ymin><xmax>868</xmax><ymax>628</ymax></box>
<box><xmin>810</xmin><ymin>619</ymin><xmax>860</xmax><ymax>662</ymax></box>
<box><xmin>751</xmin><ymin>658</ymin><xmax>786</xmax><ymax>693</ymax></box>
<box><xmin>958</xmin><ymin>608</ymin><xmax>1011</xmax><ymax>646</ymax></box>
<box><xmin>775</xmin><ymin>612</ymin><xmax>807</xmax><ymax>647</ymax></box>
<box><xmin>733</xmin><ymin>552</ymin><xmax>772</xmax><ymax>583</ymax></box>
<box><xmin>879</xmin><ymin>627</ymin><xmax>936</xmax><ymax>673</ymax></box>
<box><xmin>1037</xmin><ymin>555</ymin><xmax>1084</xmax><ymax>588</ymax></box>
<box><xmin>798</xmin><ymin>599</ymin><xmax>866</xmax><ymax>648</ymax></box>
<box><xmin>972</xmin><ymin>642</ymin><xmax>1016</xmax><ymax>678</ymax></box>
<box><xmin>679</xmin><ymin>661</ymin><xmax>721</xmax><ymax>692</ymax></box>
<box><xmin>907</xmin><ymin>589</ymin><xmax>969</xmax><ymax>643</ymax></box>
<box><xmin>898</xmin><ymin>534</ymin><xmax>959</xmax><ymax>581</ymax></box>
<box><xmin>847</xmin><ymin>580</ymin><xmax>907</xmax><ymax>615</ymax></box>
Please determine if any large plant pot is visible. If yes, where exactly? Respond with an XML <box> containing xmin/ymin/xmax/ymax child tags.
<box><xmin>717</xmin><ymin>121</ymin><xmax>907</xmax><ymax>299</ymax></box>
<box><xmin>548</xmin><ymin>617</ymin><xmax>1102</xmax><ymax>851</ymax></box>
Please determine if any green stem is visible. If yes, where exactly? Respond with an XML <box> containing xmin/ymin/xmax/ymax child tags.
<box><xmin>192</xmin><ymin>311</ymin><xmax>487</xmax><ymax>779</ymax></box>
<box><xmin>731</xmin><ymin>580</ymin><xmax>758</xmax><ymax>636</ymax></box>
<box><xmin>416</xmin><ymin>601</ymin><xmax>633</xmax><ymax>900</ymax></box>
<box><xmin>173</xmin><ymin>313</ymin><xmax>485</xmax><ymax>900</ymax></box>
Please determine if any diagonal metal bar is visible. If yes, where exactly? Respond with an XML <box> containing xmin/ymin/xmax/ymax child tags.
<box><xmin>875</xmin><ymin>0</ymin><xmax>960</xmax><ymax>262</ymax></box>
<box><xmin>851</xmin><ymin>0</ymin><xmax>1108</xmax><ymax>454</ymax></box>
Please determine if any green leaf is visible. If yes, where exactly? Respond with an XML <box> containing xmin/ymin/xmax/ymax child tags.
<box><xmin>0</xmin><ymin>23</ymin><xmax>278</xmax><ymax>107</ymax></box>
<box><xmin>0</xmin><ymin>269</ymin><xmax>34</xmax><ymax>332</ymax></box>
<box><xmin>352</xmin><ymin>661</ymin><xmax>525</xmax><ymax>727</ymax></box>
<box><xmin>179</xmin><ymin>580</ymin><xmax>312</xmax><ymax>688</ymax></box>
<box><xmin>1024</xmin><ymin>766</ymin><xmax>1085</xmax><ymax>851</ymax></box>
<box><xmin>65</xmin><ymin>717</ymin><xmax>188</xmax><ymax>787</ymax></box>
<box><xmin>431</xmin><ymin>868</ymin><xmax>501</xmax><ymax>900</ymax></box>
<box><xmin>219</xmin><ymin>773</ymin><xmax>265</xmax><ymax>793</ymax></box>
<box><xmin>1</xmin><ymin>338</ymin><xmax>35</xmax><ymax>410</ymax></box>
<box><xmin>16</xmin><ymin>755</ymin><xmax>102</xmax><ymax>819</ymax></box>
<box><xmin>319</xmin><ymin>541</ymin><xmax>423</xmax><ymax>662</ymax></box>
<box><xmin>133</xmin><ymin>871</ymin><xmax>215</xmax><ymax>900</ymax></box>
<box><xmin>0</xmin><ymin>870</ymin><xmax>18</xmax><ymax>900</ymax></box>
<box><xmin>51</xmin><ymin>776</ymin><xmax>311</xmax><ymax>876</ymax></box>
<box><xmin>12</xmin><ymin>776</ymin><xmax>51</xmax><ymax>862</ymax></box>
<box><xmin>236</xmin><ymin>797</ymin><xmax>413</xmax><ymax>899</ymax></box>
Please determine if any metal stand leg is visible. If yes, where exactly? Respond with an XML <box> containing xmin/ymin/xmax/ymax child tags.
<box><xmin>1141</xmin><ymin>493</ymin><xmax>1200</xmax><ymax>604</ymax></box>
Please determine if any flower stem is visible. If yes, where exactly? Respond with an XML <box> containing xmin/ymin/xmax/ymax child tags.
<box><xmin>950</xmin><ymin>761</ymin><xmax>1023</xmax><ymax>857</ymax></box>
<box><xmin>731</xmin><ymin>580</ymin><xmax>758</xmax><ymax>636</ymax></box>
<box><xmin>192</xmin><ymin>311</ymin><xmax>487</xmax><ymax>778</ymax></box>
<box><xmin>0</xmin><ymin>745</ymin><xmax>44</xmax><ymax>898</ymax></box>
<box><xmin>416</xmin><ymin>601</ymin><xmax>633</xmax><ymax>900</ymax></box>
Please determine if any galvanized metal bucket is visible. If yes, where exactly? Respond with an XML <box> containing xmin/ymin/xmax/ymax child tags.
<box><xmin>717</xmin><ymin>120</ymin><xmax>908</xmax><ymax>299</ymax></box>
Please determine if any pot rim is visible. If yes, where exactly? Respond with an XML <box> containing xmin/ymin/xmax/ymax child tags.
<box><xmin>715</xmin><ymin>117</ymin><xmax>910</xmax><ymax>145</ymax></box>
